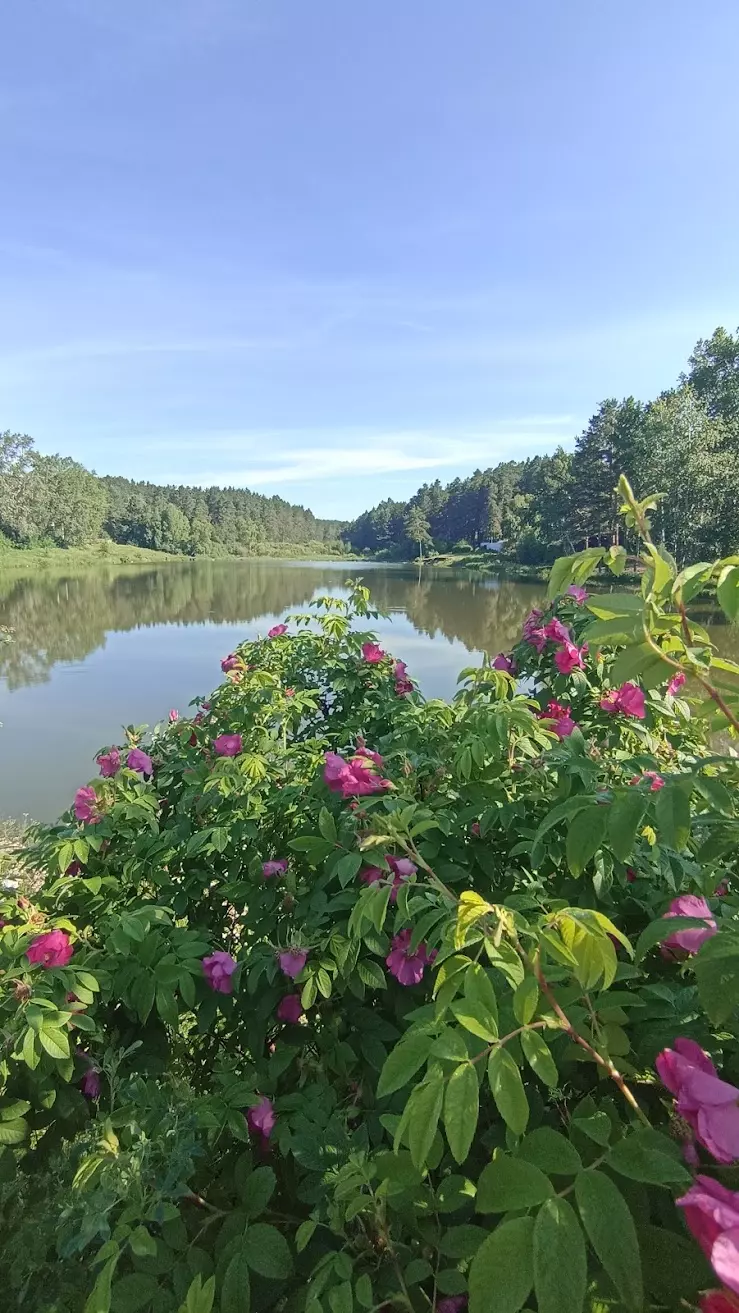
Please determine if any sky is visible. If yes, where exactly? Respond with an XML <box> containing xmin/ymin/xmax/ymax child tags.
<box><xmin>2</xmin><ymin>1</ymin><xmax>739</xmax><ymax>520</ymax></box>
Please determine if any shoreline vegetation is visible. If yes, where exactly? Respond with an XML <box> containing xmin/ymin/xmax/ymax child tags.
<box><xmin>0</xmin><ymin>539</ymin><xmax>362</xmax><ymax>572</ymax></box>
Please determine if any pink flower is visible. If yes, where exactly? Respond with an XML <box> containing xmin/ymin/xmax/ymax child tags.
<box><xmin>661</xmin><ymin>895</ymin><xmax>717</xmax><ymax>958</ymax></box>
<box><xmin>626</xmin><ymin>867</ymin><xmax>636</xmax><ymax>883</ymax></box>
<box><xmin>629</xmin><ymin>770</ymin><xmax>665</xmax><ymax>791</ymax></box>
<box><xmin>202</xmin><ymin>951</ymin><xmax>238</xmax><ymax>994</ymax></box>
<box><xmin>600</xmin><ymin>682</ymin><xmax>646</xmax><ymax>719</ymax></box>
<box><xmin>362</xmin><ymin>642</ymin><xmax>386</xmax><ymax>664</ymax></box>
<box><xmin>213</xmin><ymin>734</ymin><xmax>242</xmax><ymax>757</ymax></box>
<box><xmin>470</xmin><ymin>821</ymin><xmax>481</xmax><ymax>837</ymax></box>
<box><xmin>267</xmin><ymin>624</ymin><xmax>287</xmax><ymax>638</ymax></box>
<box><xmin>701</xmin><ymin>1293</ymin><xmax>739</xmax><ymax>1313</ymax></box>
<box><xmin>394</xmin><ymin>659</ymin><xmax>414</xmax><ymax>695</ymax></box>
<box><xmin>81</xmin><ymin>1068</ymin><xmax>101</xmax><ymax>1099</ymax></box>
<box><xmin>247</xmin><ymin>1095</ymin><xmax>276</xmax><ymax>1140</ymax></box>
<box><xmin>437</xmin><ymin>1300</ymin><xmax>468</xmax><ymax>1313</ymax></box>
<box><xmin>278</xmin><ymin>948</ymin><xmax>308</xmax><ymax>979</ymax></box>
<box><xmin>566</xmin><ymin>585</ymin><xmax>589</xmax><ymax>603</ymax></box>
<box><xmin>127</xmin><ymin>748</ymin><xmax>153</xmax><ymax>775</ymax></box>
<box><xmin>543</xmin><ymin>617</ymin><xmax>571</xmax><ymax>644</ymax></box>
<box><xmin>276</xmin><ymin>994</ymin><xmax>303</xmax><ymax>1023</ymax></box>
<box><xmin>657</xmin><ymin>1038</ymin><xmax>739</xmax><ymax>1164</ymax></box>
<box><xmin>554</xmin><ymin>640</ymin><xmax>588</xmax><ymax>675</ymax></box>
<box><xmin>360</xmin><ymin>855</ymin><xmax>416</xmax><ymax>902</ymax></box>
<box><xmin>522</xmin><ymin>608</ymin><xmax>543</xmax><ymax>638</ymax></box>
<box><xmin>492</xmin><ymin>653</ymin><xmax>516</xmax><ymax>674</ymax></box>
<box><xmin>97</xmin><ymin>749</ymin><xmax>120</xmax><ymax>778</ymax></box>
<box><xmin>74</xmin><ymin>786</ymin><xmax>100</xmax><ymax>824</ymax></box>
<box><xmin>677</xmin><ymin>1176</ymin><xmax>739</xmax><ymax>1295</ymax></box>
<box><xmin>323</xmin><ymin>750</ymin><xmax>391</xmax><ymax>799</ymax></box>
<box><xmin>667</xmin><ymin>670</ymin><xmax>687</xmax><ymax>696</ymax></box>
<box><xmin>221</xmin><ymin>653</ymin><xmax>241</xmax><ymax>673</ymax></box>
<box><xmin>262</xmin><ymin>859</ymin><xmax>288</xmax><ymax>879</ymax></box>
<box><xmin>285</xmin><ymin>688</ymin><xmax>295</xmax><ymax>698</ymax></box>
<box><xmin>538</xmin><ymin>700</ymin><xmax>577</xmax><ymax>739</ymax></box>
<box><xmin>386</xmin><ymin>928</ymin><xmax>437</xmax><ymax>986</ymax></box>
<box><xmin>168</xmin><ymin>709</ymin><xmax>179</xmax><ymax>722</ymax></box>
<box><xmin>26</xmin><ymin>929</ymin><xmax>73</xmax><ymax>969</ymax></box>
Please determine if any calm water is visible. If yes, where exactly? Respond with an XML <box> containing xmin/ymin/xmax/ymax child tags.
<box><xmin>0</xmin><ymin>558</ymin><xmax>546</xmax><ymax>820</ymax></box>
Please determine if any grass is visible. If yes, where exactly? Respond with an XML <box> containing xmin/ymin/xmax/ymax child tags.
<box><xmin>0</xmin><ymin>541</ymin><xmax>362</xmax><ymax>572</ymax></box>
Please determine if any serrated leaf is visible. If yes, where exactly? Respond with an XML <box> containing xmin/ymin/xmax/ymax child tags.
<box><xmin>443</xmin><ymin>1062</ymin><xmax>479</xmax><ymax>1164</ymax></box>
<box><xmin>575</xmin><ymin>1169</ymin><xmax>643</xmax><ymax>1311</ymax></box>
<box><xmin>488</xmin><ymin>1048</ymin><xmax>529</xmax><ymax>1135</ymax></box>
<box><xmin>566</xmin><ymin>806</ymin><xmax>608</xmax><ymax>877</ymax></box>
<box><xmin>464</xmin><ymin>962</ymin><xmax>499</xmax><ymax>1024</ymax></box>
<box><xmin>468</xmin><ymin>1216</ymin><xmax>534</xmax><ymax>1313</ymax></box>
<box><xmin>220</xmin><ymin>1246</ymin><xmax>250</xmax><ymax>1313</ymax></box>
<box><xmin>518</xmin><ymin>1128</ymin><xmax>581</xmax><ymax>1175</ymax></box>
<box><xmin>377</xmin><ymin>1032</ymin><xmax>432</xmax><ymax>1098</ymax></box>
<box><xmin>608</xmin><ymin>791</ymin><xmax>646</xmax><ymax>862</ymax></box>
<box><xmin>39</xmin><ymin>1026</ymin><xmax>70</xmax><ymax>1060</ymax></box>
<box><xmin>476</xmin><ymin>1155</ymin><xmax>553</xmax><ymax>1212</ymax></box>
<box><xmin>407</xmin><ymin>1068</ymin><xmax>444</xmax><ymax>1169</ymax></box>
<box><xmin>695</xmin><ymin>930</ymin><xmax>739</xmax><ymax>1024</ymax></box>
<box><xmin>520</xmin><ymin>1030</ymin><xmax>558</xmax><ymax>1087</ymax></box>
<box><xmin>239</xmin><ymin>1165</ymin><xmax>276</xmax><ymax>1217</ymax></box>
<box><xmin>85</xmin><ymin>1253</ymin><xmax>119</xmax><ymax>1313</ymax></box>
<box><xmin>318</xmin><ymin>807</ymin><xmax>337</xmax><ymax>843</ymax></box>
<box><xmin>111</xmin><ymin>1272</ymin><xmax>160</xmax><ymax>1312</ymax></box>
<box><xmin>243</xmin><ymin>1223</ymin><xmax>292</xmax><ymax>1278</ymax></box>
<box><xmin>607</xmin><ymin>1132</ymin><xmax>691</xmax><ymax>1186</ymax></box>
<box><xmin>533</xmin><ymin>1197</ymin><xmax>586</xmax><ymax>1313</ymax></box>
<box><xmin>451</xmin><ymin>997</ymin><xmax>498</xmax><ymax>1042</ymax></box>
<box><xmin>513</xmin><ymin>977</ymin><xmax>538</xmax><ymax>1024</ymax></box>
<box><xmin>0</xmin><ymin>1118</ymin><xmax>28</xmax><ymax>1145</ymax></box>
<box><xmin>655</xmin><ymin>783</ymin><xmax>691</xmax><ymax>850</ymax></box>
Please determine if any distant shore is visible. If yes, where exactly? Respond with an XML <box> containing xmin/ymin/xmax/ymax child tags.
<box><xmin>0</xmin><ymin>541</ymin><xmax>362</xmax><ymax>572</ymax></box>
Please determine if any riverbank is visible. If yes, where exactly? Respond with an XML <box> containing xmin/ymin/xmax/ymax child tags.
<box><xmin>0</xmin><ymin>541</ymin><xmax>361</xmax><ymax>573</ymax></box>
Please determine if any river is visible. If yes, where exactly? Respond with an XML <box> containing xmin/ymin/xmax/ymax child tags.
<box><xmin>0</xmin><ymin>558</ymin><xmax>736</xmax><ymax>821</ymax></box>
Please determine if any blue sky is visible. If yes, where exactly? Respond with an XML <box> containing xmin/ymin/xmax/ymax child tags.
<box><xmin>2</xmin><ymin>1</ymin><xmax>739</xmax><ymax>519</ymax></box>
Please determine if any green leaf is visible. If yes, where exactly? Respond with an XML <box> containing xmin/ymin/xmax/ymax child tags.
<box><xmin>468</xmin><ymin>1216</ymin><xmax>534</xmax><ymax>1313</ymax></box>
<box><xmin>38</xmin><ymin>1026</ymin><xmax>70</xmax><ymax>1060</ymax></box>
<box><xmin>404</xmin><ymin>1258</ymin><xmax>433</xmax><ymax>1284</ymax></box>
<box><xmin>611</xmin><ymin>643</ymin><xmax>667</xmax><ymax>687</ymax></box>
<box><xmin>377</xmin><ymin>1031</ymin><xmax>432</xmax><ymax>1098</ymax></box>
<box><xmin>335</xmin><ymin>852</ymin><xmax>362</xmax><ymax>886</ymax></box>
<box><xmin>239</xmin><ymin>1165</ymin><xmax>276</xmax><ymax>1217</ymax></box>
<box><xmin>438</xmin><ymin>1225</ymin><xmax>488</xmax><ymax>1259</ymax></box>
<box><xmin>572</xmin><ymin>1112</ymin><xmax>612</xmax><ymax>1147</ymax></box>
<box><xmin>129</xmin><ymin>1226</ymin><xmax>157</xmax><ymax>1258</ymax></box>
<box><xmin>111</xmin><ymin>1273</ymin><xmax>160</xmax><ymax>1312</ymax></box>
<box><xmin>0</xmin><ymin>1118</ymin><xmax>28</xmax><ymax>1145</ymax></box>
<box><xmin>566</xmin><ymin>806</ymin><xmax>608</xmax><ymax>877</ymax></box>
<box><xmin>318</xmin><ymin>807</ymin><xmax>337</xmax><ymax>843</ymax></box>
<box><xmin>517</xmin><ymin>1128</ymin><xmax>581</xmax><ymax>1176</ymax></box>
<box><xmin>607</xmin><ymin>1132</ymin><xmax>691</xmax><ymax>1186</ymax></box>
<box><xmin>695</xmin><ymin>929</ymin><xmax>739</xmax><ymax>1024</ymax></box>
<box><xmin>85</xmin><ymin>1253</ymin><xmax>120</xmax><ymax>1313</ymax></box>
<box><xmin>220</xmin><ymin>1247</ymin><xmax>250</xmax><ymax>1313</ymax></box>
<box><xmin>180</xmin><ymin>1275</ymin><xmax>216</xmax><ymax>1313</ymax></box>
<box><xmin>533</xmin><ymin>1198</ymin><xmax>587</xmax><ymax>1313</ymax></box>
<box><xmin>639</xmin><ymin>1224</ymin><xmax>713</xmax><ymax>1305</ymax></box>
<box><xmin>21</xmin><ymin>1026</ymin><xmax>38</xmax><ymax>1069</ymax></box>
<box><xmin>608</xmin><ymin>792</ymin><xmax>646</xmax><ymax>862</ymax></box>
<box><xmin>444</xmin><ymin>1062</ymin><xmax>479</xmax><ymax>1164</ymax></box>
<box><xmin>488</xmin><ymin>1048</ymin><xmax>529</xmax><ymax>1136</ymax></box>
<box><xmin>356</xmin><ymin>959</ymin><xmax>386</xmax><ymax>990</ymax></box>
<box><xmin>407</xmin><ymin>1068</ymin><xmax>444</xmax><ymax>1170</ymax></box>
<box><xmin>464</xmin><ymin>962</ymin><xmax>499</xmax><ymax>1026</ymax></box>
<box><xmin>0</xmin><ymin>1099</ymin><xmax>30</xmax><ymax>1121</ymax></box>
<box><xmin>717</xmin><ymin>563</ymin><xmax>739</xmax><ymax>623</ymax></box>
<box><xmin>295</xmin><ymin>1219</ymin><xmax>317</xmax><ymax>1253</ymax></box>
<box><xmin>513</xmin><ymin>977</ymin><xmax>538</xmax><ymax>1025</ymax></box>
<box><xmin>655</xmin><ymin>783</ymin><xmax>691</xmax><ymax>850</ymax></box>
<box><xmin>575</xmin><ymin>1169</ymin><xmax>643</xmax><ymax>1311</ymax></box>
<box><xmin>634</xmin><ymin>914</ymin><xmax>710</xmax><ymax>962</ymax></box>
<box><xmin>451</xmin><ymin>997</ymin><xmax>498</xmax><ymax>1041</ymax></box>
<box><xmin>476</xmin><ymin>1154</ymin><xmax>553</xmax><ymax>1213</ymax></box>
<box><xmin>328</xmin><ymin>1283</ymin><xmax>353</xmax><ymax>1313</ymax></box>
<box><xmin>586</xmin><ymin>592</ymin><xmax>648</xmax><ymax>619</ymax></box>
<box><xmin>242</xmin><ymin>1223</ymin><xmax>292</xmax><ymax>1279</ymax></box>
<box><xmin>354</xmin><ymin>1274</ymin><xmax>373</xmax><ymax>1308</ymax></box>
<box><xmin>520</xmin><ymin>1030</ymin><xmax>558</xmax><ymax>1088</ymax></box>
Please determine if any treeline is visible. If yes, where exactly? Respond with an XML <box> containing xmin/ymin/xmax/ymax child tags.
<box><xmin>0</xmin><ymin>434</ymin><xmax>344</xmax><ymax>557</ymax></box>
<box><xmin>345</xmin><ymin>326</ymin><xmax>739</xmax><ymax>565</ymax></box>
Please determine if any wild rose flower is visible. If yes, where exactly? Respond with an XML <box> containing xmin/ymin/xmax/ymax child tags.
<box><xmin>386</xmin><ymin>929</ymin><xmax>437</xmax><ymax>986</ymax></box>
<box><xmin>543</xmin><ymin>617</ymin><xmax>571</xmax><ymax>644</ymax></box>
<box><xmin>538</xmin><ymin>700</ymin><xmax>577</xmax><ymax>739</ymax></box>
<box><xmin>470</xmin><ymin>821</ymin><xmax>481</xmax><ymax>837</ymax></box>
<box><xmin>629</xmin><ymin>769</ymin><xmax>665</xmax><ymax>791</ymax></box>
<box><xmin>276</xmin><ymin>994</ymin><xmax>303</xmax><ymax>1023</ymax></box>
<box><xmin>437</xmin><ymin>1300</ymin><xmax>468</xmax><ymax>1313</ymax></box>
<box><xmin>97</xmin><ymin>749</ymin><xmax>120</xmax><ymax>777</ymax></box>
<box><xmin>600</xmin><ymin>682</ymin><xmax>646</xmax><ymax>719</ymax></box>
<box><xmin>626</xmin><ymin>867</ymin><xmax>636</xmax><ymax>883</ymax></box>
<box><xmin>492</xmin><ymin>652</ymin><xmax>516</xmax><ymax>674</ymax></box>
<box><xmin>202</xmin><ymin>950</ymin><xmax>238</xmax><ymax>994</ymax></box>
<box><xmin>566</xmin><ymin>584</ymin><xmax>589</xmax><ymax>603</ymax></box>
<box><xmin>247</xmin><ymin>1095</ymin><xmax>276</xmax><ymax>1140</ymax></box>
<box><xmin>360</xmin><ymin>855</ymin><xmax>416</xmax><ymax>902</ymax></box>
<box><xmin>81</xmin><ymin>1068</ymin><xmax>102</xmax><ymax>1099</ymax></box>
<box><xmin>285</xmin><ymin>688</ymin><xmax>295</xmax><ymax>698</ymax></box>
<box><xmin>661</xmin><ymin>894</ymin><xmax>717</xmax><ymax>958</ymax></box>
<box><xmin>394</xmin><ymin>658</ymin><xmax>414</xmax><ymax>695</ymax></box>
<box><xmin>323</xmin><ymin>750</ymin><xmax>391</xmax><ymax>798</ymax></box>
<box><xmin>66</xmin><ymin>861</ymin><xmax>82</xmax><ymax>877</ymax></box>
<box><xmin>221</xmin><ymin>653</ymin><xmax>241</xmax><ymax>673</ymax></box>
<box><xmin>168</xmin><ymin>709</ymin><xmax>179</xmax><ymax>722</ymax></box>
<box><xmin>701</xmin><ymin>1292</ymin><xmax>739</xmax><ymax>1312</ymax></box>
<box><xmin>213</xmin><ymin>733</ymin><xmax>242</xmax><ymax>757</ymax></box>
<box><xmin>278</xmin><ymin>948</ymin><xmax>308</xmax><ymax>979</ymax></box>
<box><xmin>26</xmin><ymin>929</ymin><xmax>73</xmax><ymax>969</ymax></box>
<box><xmin>262</xmin><ymin>859</ymin><xmax>288</xmax><ymax>879</ymax></box>
<box><xmin>522</xmin><ymin>608</ymin><xmax>543</xmax><ymax>639</ymax></box>
<box><xmin>656</xmin><ymin>1038</ymin><xmax>739</xmax><ymax>1164</ymax></box>
<box><xmin>554</xmin><ymin>640</ymin><xmax>588</xmax><ymax>675</ymax></box>
<box><xmin>127</xmin><ymin>748</ymin><xmax>153</xmax><ymax>775</ymax></box>
<box><xmin>677</xmin><ymin>1176</ymin><xmax>739</xmax><ymax>1295</ymax></box>
<box><xmin>74</xmin><ymin>786</ymin><xmax>100</xmax><ymax>824</ymax></box>
<box><xmin>362</xmin><ymin>641</ymin><xmax>386</xmax><ymax>663</ymax></box>
<box><xmin>267</xmin><ymin>624</ymin><xmax>287</xmax><ymax>638</ymax></box>
<box><xmin>667</xmin><ymin>670</ymin><xmax>687</xmax><ymax>696</ymax></box>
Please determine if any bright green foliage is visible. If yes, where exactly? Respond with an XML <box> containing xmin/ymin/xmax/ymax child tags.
<box><xmin>1</xmin><ymin>506</ymin><xmax>739</xmax><ymax>1311</ymax></box>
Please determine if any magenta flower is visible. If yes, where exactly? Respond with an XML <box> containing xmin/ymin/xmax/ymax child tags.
<box><xmin>278</xmin><ymin>947</ymin><xmax>308</xmax><ymax>979</ymax></box>
<box><xmin>97</xmin><ymin>749</ymin><xmax>120</xmax><ymax>778</ymax></box>
<box><xmin>362</xmin><ymin>641</ymin><xmax>386</xmax><ymax>664</ymax></box>
<box><xmin>543</xmin><ymin>617</ymin><xmax>571</xmax><ymax>644</ymax></box>
<box><xmin>81</xmin><ymin>1068</ymin><xmax>102</xmax><ymax>1099</ymax></box>
<box><xmin>276</xmin><ymin>994</ymin><xmax>303</xmax><ymax>1023</ymax></box>
<box><xmin>323</xmin><ymin>749</ymin><xmax>391</xmax><ymax>799</ymax></box>
<box><xmin>657</xmin><ymin>1038</ymin><xmax>739</xmax><ymax>1163</ymax></box>
<box><xmin>221</xmin><ymin>653</ymin><xmax>241</xmax><ymax>673</ymax></box>
<box><xmin>127</xmin><ymin>748</ymin><xmax>153</xmax><ymax>775</ymax></box>
<box><xmin>168</xmin><ymin>709</ymin><xmax>179</xmax><ymax>722</ymax></box>
<box><xmin>677</xmin><ymin>1176</ymin><xmax>739</xmax><ymax>1295</ymax></box>
<box><xmin>538</xmin><ymin>700</ymin><xmax>577</xmax><ymax>739</ymax></box>
<box><xmin>202</xmin><ymin>951</ymin><xmax>238</xmax><ymax>994</ymax></box>
<box><xmin>470</xmin><ymin>821</ymin><xmax>481</xmax><ymax>837</ymax></box>
<box><xmin>661</xmin><ymin>894</ymin><xmax>717</xmax><ymax>958</ymax></box>
<box><xmin>247</xmin><ymin>1095</ymin><xmax>276</xmax><ymax>1140</ymax></box>
<box><xmin>629</xmin><ymin>770</ymin><xmax>665</xmax><ymax>791</ymax></box>
<box><xmin>522</xmin><ymin>607</ymin><xmax>543</xmax><ymax>638</ymax></box>
<box><xmin>213</xmin><ymin>733</ymin><xmax>243</xmax><ymax>757</ymax></box>
<box><xmin>700</xmin><ymin>1291</ymin><xmax>739</xmax><ymax>1312</ymax></box>
<box><xmin>386</xmin><ymin>928</ymin><xmax>437</xmax><ymax>986</ymax></box>
<box><xmin>26</xmin><ymin>929</ymin><xmax>73</xmax><ymax>969</ymax></box>
<box><xmin>566</xmin><ymin>584</ymin><xmax>589</xmax><ymax>603</ymax></box>
<box><xmin>394</xmin><ymin>658</ymin><xmax>414</xmax><ymax>695</ymax></box>
<box><xmin>667</xmin><ymin>670</ymin><xmax>687</xmax><ymax>696</ymax></box>
<box><xmin>262</xmin><ymin>859</ymin><xmax>288</xmax><ymax>879</ymax></box>
<box><xmin>360</xmin><ymin>855</ymin><xmax>416</xmax><ymax>902</ymax></box>
<box><xmin>600</xmin><ymin>682</ymin><xmax>646</xmax><ymax>719</ymax></box>
<box><xmin>437</xmin><ymin>1300</ymin><xmax>468</xmax><ymax>1313</ymax></box>
<box><xmin>554</xmin><ymin>640</ymin><xmax>588</xmax><ymax>675</ymax></box>
<box><xmin>626</xmin><ymin>866</ymin><xmax>636</xmax><ymax>883</ymax></box>
<box><xmin>267</xmin><ymin>624</ymin><xmax>287</xmax><ymax>638</ymax></box>
<box><xmin>492</xmin><ymin>653</ymin><xmax>516</xmax><ymax>674</ymax></box>
<box><xmin>74</xmin><ymin>786</ymin><xmax>100</xmax><ymax>824</ymax></box>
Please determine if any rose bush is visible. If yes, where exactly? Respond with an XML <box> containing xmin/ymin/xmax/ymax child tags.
<box><xmin>1</xmin><ymin>478</ymin><xmax>739</xmax><ymax>1312</ymax></box>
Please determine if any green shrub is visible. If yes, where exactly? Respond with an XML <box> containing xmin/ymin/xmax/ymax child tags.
<box><xmin>2</xmin><ymin>478</ymin><xmax>739</xmax><ymax>1312</ymax></box>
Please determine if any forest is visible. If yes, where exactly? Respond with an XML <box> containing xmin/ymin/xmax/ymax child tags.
<box><xmin>0</xmin><ymin>434</ymin><xmax>344</xmax><ymax>557</ymax></box>
<box><xmin>344</xmin><ymin>325</ymin><xmax>739</xmax><ymax>565</ymax></box>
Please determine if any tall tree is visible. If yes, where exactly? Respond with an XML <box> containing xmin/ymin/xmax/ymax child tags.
<box><xmin>404</xmin><ymin>506</ymin><xmax>433</xmax><ymax>561</ymax></box>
